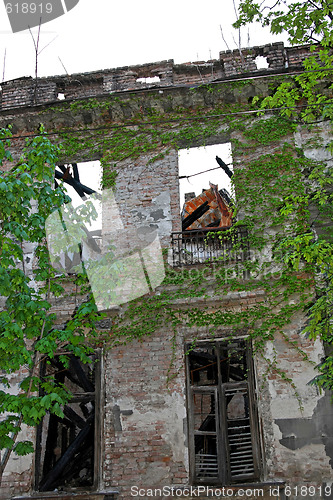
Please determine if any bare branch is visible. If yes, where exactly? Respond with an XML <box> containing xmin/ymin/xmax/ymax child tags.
<box><xmin>232</xmin><ymin>0</ymin><xmax>241</xmax><ymax>47</ymax></box>
<box><xmin>307</xmin><ymin>27</ymin><xmax>322</xmax><ymax>43</ymax></box>
<box><xmin>232</xmin><ymin>0</ymin><xmax>246</xmax><ymax>64</ymax></box>
<box><xmin>231</xmin><ymin>32</ymin><xmax>246</xmax><ymax>65</ymax></box>
<box><xmin>262</xmin><ymin>0</ymin><xmax>282</xmax><ymax>12</ymax></box>
<box><xmin>28</xmin><ymin>19</ymin><xmax>42</xmax><ymax>105</ymax></box>
<box><xmin>28</xmin><ymin>26</ymin><xmax>37</xmax><ymax>54</ymax></box>
<box><xmin>231</xmin><ymin>31</ymin><xmax>238</xmax><ymax>47</ymax></box>
<box><xmin>2</xmin><ymin>49</ymin><xmax>6</xmax><ymax>83</ymax></box>
<box><xmin>195</xmin><ymin>64</ymin><xmax>204</xmax><ymax>84</ymax></box>
<box><xmin>232</xmin><ymin>0</ymin><xmax>239</xmax><ymax>21</ymax></box>
<box><xmin>36</xmin><ymin>19</ymin><xmax>41</xmax><ymax>64</ymax></box>
<box><xmin>38</xmin><ymin>34</ymin><xmax>58</xmax><ymax>55</ymax></box>
<box><xmin>307</xmin><ymin>0</ymin><xmax>325</xmax><ymax>9</ymax></box>
<box><xmin>58</xmin><ymin>56</ymin><xmax>69</xmax><ymax>75</ymax></box>
<box><xmin>220</xmin><ymin>24</ymin><xmax>231</xmax><ymax>51</ymax></box>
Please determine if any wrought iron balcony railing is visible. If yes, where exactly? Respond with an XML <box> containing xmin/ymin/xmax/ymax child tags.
<box><xmin>171</xmin><ymin>226</ymin><xmax>249</xmax><ymax>267</ymax></box>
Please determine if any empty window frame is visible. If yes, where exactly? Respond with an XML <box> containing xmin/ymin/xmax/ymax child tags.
<box><xmin>52</xmin><ymin>162</ymin><xmax>103</xmax><ymax>274</ymax></box>
<box><xmin>54</xmin><ymin>161</ymin><xmax>102</xmax><ymax>231</ymax></box>
<box><xmin>35</xmin><ymin>353</ymin><xmax>101</xmax><ymax>492</ymax></box>
<box><xmin>178</xmin><ymin>144</ymin><xmax>233</xmax><ymax>211</ymax></box>
<box><xmin>186</xmin><ymin>339</ymin><xmax>261</xmax><ymax>485</ymax></box>
<box><xmin>172</xmin><ymin>145</ymin><xmax>237</xmax><ymax>266</ymax></box>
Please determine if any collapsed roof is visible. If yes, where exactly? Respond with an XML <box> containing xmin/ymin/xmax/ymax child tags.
<box><xmin>182</xmin><ymin>182</ymin><xmax>232</xmax><ymax>231</ymax></box>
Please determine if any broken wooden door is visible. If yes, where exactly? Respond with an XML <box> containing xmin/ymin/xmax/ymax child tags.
<box><xmin>35</xmin><ymin>353</ymin><xmax>100</xmax><ymax>492</ymax></box>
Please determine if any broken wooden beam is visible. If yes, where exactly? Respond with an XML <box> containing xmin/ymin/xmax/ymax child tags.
<box><xmin>55</xmin><ymin>168</ymin><xmax>96</xmax><ymax>198</ymax></box>
<box><xmin>39</xmin><ymin>413</ymin><xmax>94</xmax><ymax>491</ymax></box>
<box><xmin>182</xmin><ymin>201</ymin><xmax>209</xmax><ymax>230</ymax></box>
<box><xmin>216</xmin><ymin>155</ymin><xmax>233</xmax><ymax>178</ymax></box>
<box><xmin>70</xmin><ymin>356</ymin><xmax>95</xmax><ymax>393</ymax></box>
<box><xmin>63</xmin><ymin>406</ymin><xmax>86</xmax><ymax>429</ymax></box>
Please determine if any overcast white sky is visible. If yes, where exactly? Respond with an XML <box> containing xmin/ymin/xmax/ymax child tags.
<box><xmin>0</xmin><ymin>0</ymin><xmax>287</xmax><ymax>82</ymax></box>
<box><xmin>179</xmin><ymin>144</ymin><xmax>233</xmax><ymax>205</ymax></box>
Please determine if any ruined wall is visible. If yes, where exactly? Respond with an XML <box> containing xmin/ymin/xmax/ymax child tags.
<box><xmin>0</xmin><ymin>42</ymin><xmax>333</xmax><ymax>500</ymax></box>
<box><xmin>102</xmin><ymin>290</ymin><xmax>267</xmax><ymax>500</ymax></box>
<box><xmin>110</xmin><ymin>151</ymin><xmax>180</xmax><ymax>245</ymax></box>
<box><xmin>103</xmin><ymin>284</ymin><xmax>333</xmax><ymax>499</ymax></box>
<box><xmin>0</xmin><ymin>42</ymin><xmax>319</xmax><ymax>111</ymax></box>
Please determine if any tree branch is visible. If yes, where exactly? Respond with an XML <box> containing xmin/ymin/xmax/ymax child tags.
<box><xmin>29</xmin><ymin>18</ymin><xmax>42</xmax><ymax>105</ymax></box>
<box><xmin>220</xmin><ymin>24</ymin><xmax>231</xmax><ymax>51</ymax></box>
<box><xmin>2</xmin><ymin>48</ymin><xmax>6</xmax><ymax>83</ymax></box>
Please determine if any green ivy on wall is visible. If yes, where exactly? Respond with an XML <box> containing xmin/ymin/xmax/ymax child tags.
<box><xmin>28</xmin><ymin>83</ymin><xmax>333</xmax><ymax>395</ymax></box>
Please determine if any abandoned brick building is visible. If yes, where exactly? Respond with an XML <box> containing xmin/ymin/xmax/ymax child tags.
<box><xmin>0</xmin><ymin>41</ymin><xmax>333</xmax><ymax>500</ymax></box>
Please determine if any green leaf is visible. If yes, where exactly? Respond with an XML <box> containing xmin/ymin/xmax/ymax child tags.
<box><xmin>14</xmin><ymin>441</ymin><xmax>34</xmax><ymax>456</ymax></box>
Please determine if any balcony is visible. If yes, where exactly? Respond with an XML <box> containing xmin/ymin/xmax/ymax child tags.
<box><xmin>170</xmin><ymin>226</ymin><xmax>249</xmax><ymax>267</ymax></box>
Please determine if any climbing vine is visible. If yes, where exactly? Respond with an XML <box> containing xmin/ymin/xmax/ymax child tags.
<box><xmin>42</xmin><ymin>85</ymin><xmax>333</xmax><ymax>396</ymax></box>
<box><xmin>43</xmin><ymin>88</ymin><xmax>332</xmax><ymax>395</ymax></box>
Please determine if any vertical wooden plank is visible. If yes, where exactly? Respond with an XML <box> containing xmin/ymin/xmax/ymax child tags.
<box><xmin>220</xmin><ymin>382</ymin><xmax>231</xmax><ymax>483</ymax></box>
<box><xmin>94</xmin><ymin>349</ymin><xmax>102</xmax><ymax>491</ymax></box>
<box><xmin>216</xmin><ymin>342</ymin><xmax>228</xmax><ymax>484</ymax></box>
<box><xmin>185</xmin><ymin>342</ymin><xmax>195</xmax><ymax>484</ymax></box>
<box><xmin>246</xmin><ymin>343</ymin><xmax>262</xmax><ymax>480</ymax></box>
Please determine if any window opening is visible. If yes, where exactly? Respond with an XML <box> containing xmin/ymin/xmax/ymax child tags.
<box><xmin>179</xmin><ymin>144</ymin><xmax>233</xmax><ymax>230</ymax></box>
<box><xmin>35</xmin><ymin>353</ymin><xmax>100</xmax><ymax>492</ymax></box>
<box><xmin>53</xmin><ymin>161</ymin><xmax>102</xmax><ymax>273</ymax></box>
<box><xmin>136</xmin><ymin>76</ymin><xmax>161</xmax><ymax>84</ymax></box>
<box><xmin>178</xmin><ymin>144</ymin><xmax>233</xmax><ymax>209</ymax></box>
<box><xmin>255</xmin><ymin>56</ymin><xmax>269</xmax><ymax>69</ymax></box>
<box><xmin>186</xmin><ymin>339</ymin><xmax>261</xmax><ymax>485</ymax></box>
<box><xmin>173</xmin><ymin>144</ymin><xmax>240</xmax><ymax>266</ymax></box>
